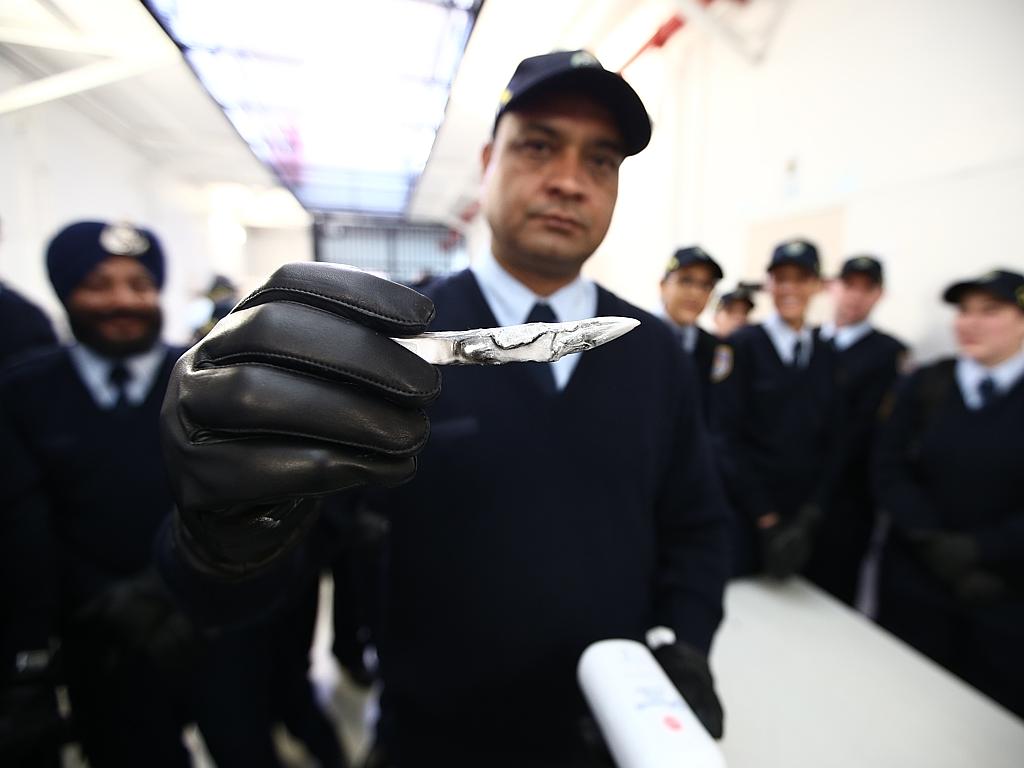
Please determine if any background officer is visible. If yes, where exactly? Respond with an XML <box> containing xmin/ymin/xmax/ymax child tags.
<box><xmin>0</xmin><ymin>221</ymin><xmax>195</xmax><ymax>767</ymax></box>
<box><xmin>659</xmin><ymin>245</ymin><xmax>724</xmax><ymax>419</ymax></box>
<box><xmin>807</xmin><ymin>256</ymin><xmax>908</xmax><ymax>605</ymax></box>
<box><xmin>712</xmin><ymin>239</ymin><xmax>844</xmax><ymax>578</ymax></box>
<box><xmin>713</xmin><ymin>286</ymin><xmax>755</xmax><ymax>339</ymax></box>
<box><xmin>159</xmin><ymin>50</ymin><xmax>731</xmax><ymax>767</ymax></box>
<box><xmin>873</xmin><ymin>268</ymin><xmax>1024</xmax><ymax>717</ymax></box>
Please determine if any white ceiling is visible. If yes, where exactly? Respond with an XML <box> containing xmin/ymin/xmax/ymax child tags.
<box><xmin>0</xmin><ymin>0</ymin><xmax>275</xmax><ymax>188</ymax></box>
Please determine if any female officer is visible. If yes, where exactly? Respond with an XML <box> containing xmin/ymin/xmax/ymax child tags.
<box><xmin>874</xmin><ymin>269</ymin><xmax>1024</xmax><ymax>717</ymax></box>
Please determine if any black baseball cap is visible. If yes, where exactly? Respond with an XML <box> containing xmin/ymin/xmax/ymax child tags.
<box><xmin>494</xmin><ymin>50</ymin><xmax>652</xmax><ymax>157</ymax></box>
<box><xmin>718</xmin><ymin>287</ymin><xmax>756</xmax><ymax>312</ymax></box>
<box><xmin>767</xmin><ymin>239</ymin><xmax>821</xmax><ymax>276</ymax></box>
<box><xmin>839</xmin><ymin>255</ymin><xmax>884</xmax><ymax>285</ymax></box>
<box><xmin>663</xmin><ymin>246</ymin><xmax>724</xmax><ymax>281</ymax></box>
<box><xmin>942</xmin><ymin>269</ymin><xmax>1024</xmax><ymax>310</ymax></box>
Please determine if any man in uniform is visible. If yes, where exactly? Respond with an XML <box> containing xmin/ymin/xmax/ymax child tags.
<box><xmin>659</xmin><ymin>245</ymin><xmax>724</xmax><ymax>419</ymax></box>
<box><xmin>873</xmin><ymin>269</ymin><xmax>1024</xmax><ymax>717</ymax></box>
<box><xmin>810</xmin><ymin>256</ymin><xmax>907</xmax><ymax>605</ymax></box>
<box><xmin>711</xmin><ymin>239</ymin><xmax>843</xmax><ymax>578</ymax></box>
<box><xmin>159</xmin><ymin>51</ymin><xmax>731</xmax><ymax>766</ymax></box>
<box><xmin>0</xmin><ymin>221</ymin><xmax>195</xmax><ymax>766</ymax></box>
<box><xmin>713</xmin><ymin>286</ymin><xmax>755</xmax><ymax>338</ymax></box>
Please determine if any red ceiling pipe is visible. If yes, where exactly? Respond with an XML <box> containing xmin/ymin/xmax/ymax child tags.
<box><xmin>618</xmin><ymin>0</ymin><xmax>734</xmax><ymax>73</ymax></box>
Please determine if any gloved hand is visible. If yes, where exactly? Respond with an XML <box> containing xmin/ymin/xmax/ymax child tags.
<box><xmin>758</xmin><ymin>505</ymin><xmax>820</xmax><ymax>579</ymax></box>
<box><xmin>652</xmin><ymin>642</ymin><xmax>725</xmax><ymax>739</ymax></box>
<box><xmin>954</xmin><ymin>569</ymin><xmax>1006</xmax><ymax>605</ymax></box>
<box><xmin>74</xmin><ymin>570</ymin><xmax>202</xmax><ymax>688</ymax></box>
<box><xmin>161</xmin><ymin>262</ymin><xmax>441</xmax><ymax>578</ymax></box>
<box><xmin>908</xmin><ymin>530</ymin><xmax>979</xmax><ymax>587</ymax></box>
<box><xmin>0</xmin><ymin>650</ymin><xmax>67</xmax><ymax>763</ymax></box>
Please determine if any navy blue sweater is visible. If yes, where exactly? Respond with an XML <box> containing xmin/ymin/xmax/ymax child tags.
<box><xmin>0</xmin><ymin>345</ymin><xmax>181</xmax><ymax>661</ymax></box>
<box><xmin>712</xmin><ymin>324</ymin><xmax>844</xmax><ymax>521</ymax></box>
<box><xmin>368</xmin><ymin>270</ymin><xmax>730</xmax><ymax>724</ymax></box>
<box><xmin>873</xmin><ymin>359</ymin><xmax>1024</xmax><ymax>579</ymax></box>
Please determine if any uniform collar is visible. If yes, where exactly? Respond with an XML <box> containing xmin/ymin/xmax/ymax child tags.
<box><xmin>820</xmin><ymin>320</ymin><xmax>873</xmax><ymax>351</ymax></box>
<box><xmin>471</xmin><ymin>251</ymin><xmax>597</xmax><ymax>326</ymax></box>
<box><xmin>470</xmin><ymin>252</ymin><xmax>598</xmax><ymax>390</ymax></box>
<box><xmin>68</xmin><ymin>342</ymin><xmax>167</xmax><ymax>409</ymax></box>
<box><xmin>956</xmin><ymin>347</ymin><xmax>1024</xmax><ymax>409</ymax></box>
<box><xmin>762</xmin><ymin>313</ymin><xmax>814</xmax><ymax>366</ymax></box>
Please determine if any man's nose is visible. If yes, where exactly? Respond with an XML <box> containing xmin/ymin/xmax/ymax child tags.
<box><xmin>545</xmin><ymin>149</ymin><xmax>587</xmax><ymax>197</ymax></box>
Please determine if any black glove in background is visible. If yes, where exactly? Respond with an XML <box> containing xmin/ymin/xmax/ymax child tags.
<box><xmin>909</xmin><ymin>530</ymin><xmax>979</xmax><ymax>587</ymax></box>
<box><xmin>759</xmin><ymin>504</ymin><xmax>821</xmax><ymax>579</ymax></box>
<box><xmin>0</xmin><ymin>655</ymin><xmax>66</xmax><ymax>766</ymax></box>
<box><xmin>161</xmin><ymin>263</ymin><xmax>441</xmax><ymax>578</ymax></box>
<box><xmin>652</xmin><ymin>642</ymin><xmax>725</xmax><ymax>739</ymax></box>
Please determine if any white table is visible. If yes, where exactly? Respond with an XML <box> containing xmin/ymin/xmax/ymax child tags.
<box><xmin>711</xmin><ymin>578</ymin><xmax>1024</xmax><ymax>768</ymax></box>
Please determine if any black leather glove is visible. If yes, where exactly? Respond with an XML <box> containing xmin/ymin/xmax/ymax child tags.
<box><xmin>909</xmin><ymin>530</ymin><xmax>979</xmax><ymax>587</ymax></box>
<box><xmin>954</xmin><ymin>569</ymin><xmax>1006</xmax><ymax>605</ymax></box>
<box><xmin>652</xmin><ymin>642</ymin><xmax>724</xmax><ymax>739</ymax></box>
<box><xmin>759</xmin><ymin>505</ymin><xmax>820</xmax><ymax>579</ymax></box>
<box><xmin>0</xmin><ymin>650</ymin><xmax>67</xmax><ymax>764</ymax></box>
<box><xmin>74</xmin><ymin>570</ymin><xmax>202</xmax><ymax>692</ymax></box>
<box><xmin>161</xmin><ymin>263</ymin><xmax>440</xmax><ymax>578</ymax></box>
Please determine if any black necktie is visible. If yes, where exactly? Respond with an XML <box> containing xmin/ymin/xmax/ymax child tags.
<box><xmin>108</xmin><ymin>362</ymin><xmax>132</xmax><ymax>410</ymax></box>
<box><xmin>791</xmin><ymin>339</ymin><xmax>804</xmax><ymax>368</ymax></box>
<box><xmin>979</xmin><ymin>377</ymin><xmax>997</xmax><ymax>407</ymax></box>
<box><xmin>524</xmin><ymin>302</ymin><xmax>557</xmax><ymax>395</ymax></box>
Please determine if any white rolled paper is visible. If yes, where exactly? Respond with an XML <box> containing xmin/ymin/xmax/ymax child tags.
<box><xmin>578</xmin><ymin>639</ymin><xmax>727</xmax><ymax>768</ymax></box>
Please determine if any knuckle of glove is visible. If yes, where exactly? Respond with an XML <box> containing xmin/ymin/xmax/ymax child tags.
<box><xmin>235</xmin><ymin>262</ymin><xmax>436</xmax><ymax>336</ymax></box>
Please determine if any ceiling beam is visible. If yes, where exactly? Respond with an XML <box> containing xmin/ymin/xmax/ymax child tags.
<box><xmin>0</xmin><ymin>53</ymin><xmax>174</xmax><ymax>115</ymax></box>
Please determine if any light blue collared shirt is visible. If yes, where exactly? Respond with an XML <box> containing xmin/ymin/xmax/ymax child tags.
<box><xmin>659</xmin><ymin>311</ymin><xmax>698</xmax><ymax>354</ymax></box>
<box><xmin>68</xmin><ymin>343</ymin><xmax>167</xmax><ymax>409</ymax></box>
<box><xmin>471</xmin><ymin>253</ymin><xmax>598</xmax><ymax>390</ymax></box>
<box><xmin>819</xmin><ymin>320</ymin><xmax>873</xmax><ymax>352</ymax></box>
<box><xmin>762</xmin><ymin>313</ymin><xmax>814</xmax><ymax>367</ymax></box>
<box><xmin>955</xmin><ymin>348</ymin><xmax>1024</xmax><ymax>410</ymax></box>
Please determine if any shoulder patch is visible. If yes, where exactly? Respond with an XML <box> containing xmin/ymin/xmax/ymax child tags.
<box><xmin>712</xmin><ymin>344</ymin><xmax>734</xmax><ymax>383</ymax></box>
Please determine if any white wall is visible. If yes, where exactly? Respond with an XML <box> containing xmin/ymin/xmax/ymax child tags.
<box><xmin>585</xmin><ymin>0</ymin><xmax>1024</xmax><ymax>360</ymax></box>
<box><xmin>0</xmin><ymin>63</ymin><xmax>311</xmax><ymax>345</ymax></box>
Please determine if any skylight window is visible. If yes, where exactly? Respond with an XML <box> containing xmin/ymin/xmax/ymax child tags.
<box><xmin>146</xmin><ymin>0</ymin><xmax>481</xmax><ymax>216</ymax></box>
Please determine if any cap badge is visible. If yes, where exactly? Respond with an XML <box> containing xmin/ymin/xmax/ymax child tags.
<box><xmin>570</xmin><ymin>51</ymin><xmax>599</xmax><ymax>68</ymax></box>
<box><xmin>854</xmin><ymin>257</ymin><xmax>873</xmax><ymax>268</ymax></box>
<box><xmin>499</xmin><ymin>88</ymin><xmax>513</xmax><ymax>106</ymax></box>
<box><xmin>784</xmin><ymin>241</ymin><xmax>807</xmax><ymax>256</ymax></box>
<box><xmin>1016</xmin><ymin>285</ymin><xmax>1024</xmax><ymax>309</ymax></box>
<box><xmin>100</xmin><ymin>222</ymin><xmax>150</xmax><ymax>257</ymax></box>
<box><xmin>665</xmin><ymin>257</ymin><xmax>680</xmax><ymax>273</ymax></box>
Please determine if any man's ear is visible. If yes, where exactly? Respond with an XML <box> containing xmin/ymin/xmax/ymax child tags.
<box><xmin>481</xmin><ymin>141</ymin><xmax>494</xmax><ymax>175</ymax></box>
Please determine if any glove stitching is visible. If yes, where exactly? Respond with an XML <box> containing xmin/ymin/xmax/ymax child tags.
<box><xmin>206</xmin><ymin>355</ymin><xmax>438</xmax><ymax>398</ymax></box>
<box><xmin>241</xmin><ymin>286</ymin><xmax>428</xmax><ymax>329</ymax></box>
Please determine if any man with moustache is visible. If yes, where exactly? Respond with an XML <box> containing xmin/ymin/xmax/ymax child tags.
<box><xmin>0</xmin><ymin>221</ymin><xmax>196</xmax><ymax>766</ymax></box>
<box><xmin>158</xmin><ymin>51</ymin><xmax>730</xmax><ymax>767</ymax></box>
<box><xmin>711</xmin><ymin>239</ymin><xmax>844</xmax><ymax>578</ymax></box>
<box><xmin>659</xmin><ymin>246</ymin><xmax>724</xmax><ymax>420</ymax></box>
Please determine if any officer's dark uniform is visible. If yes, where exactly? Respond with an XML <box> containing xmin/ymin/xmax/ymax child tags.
<box><xmin>712</xmin><ymin>241</ymin><xmax>844</xmax><ymax>576</ymax></box>
<box><xmin>660</xmin><ymin>246</ymin><xmax>725</xmax><ymax>423</ymax></box>
<box><xmin>873</xmin><ymin>270</ymin><xmax>1024</xmax><ymax>718</ymax></box>
<box><xmin>0</xmin><ymin>281</ymin><xmax>57</xmax><ymax>367</ymax></box>
<box><xmin>807</xmin><ymin>257</ymin><xmax>908</xmax><ymax>604</ymax></box>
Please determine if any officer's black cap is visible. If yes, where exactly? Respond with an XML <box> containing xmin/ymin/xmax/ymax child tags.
<box><xmin>839</xmin><ymin>255</ymin><xmax>884</xmax><ymax>285</ymax></box>
<box><xmin>494</xmin><ymin>50</ymin><xmax>652</xmax><ymax>157</ymax></box>
<box><xmin>767</xmin><ymin>239</ymin><xmax>821</xmax><ymax>276</ymax></box>
<box><xmin>718</xmin><ymin>287</ymin><xmax>756</xmax><ymax>312</ymax></box>
<box><xmin>942</xmin><ymin>269</ymin><xmax>1024</xmax><ymax>310</ymax></box>
<box><xmin>663</xmin><ymin>246</ymin><xmax>724</xmax><ymax>281</ymax></box>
